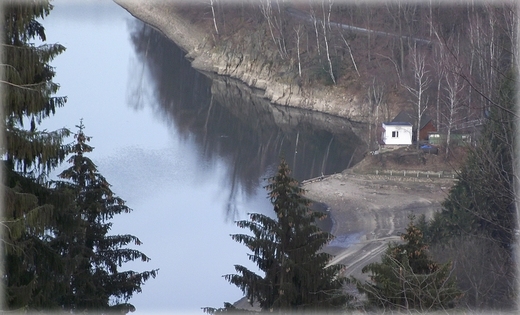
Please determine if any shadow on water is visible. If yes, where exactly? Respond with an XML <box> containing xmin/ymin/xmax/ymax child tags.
<box><xmin>128</xmin><ymin>20</ymin><xmax>367</xmax><ymax>219</ymax></box>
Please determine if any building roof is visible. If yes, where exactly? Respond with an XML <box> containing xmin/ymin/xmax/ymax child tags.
<box><xmin>392</xmin><ymin>110</ymin><xmax>433</xmax><ymax>130</ymax></box>
<box><xmin>383</xmin><ymin>121</ymin><xmax>412</xmax><ymax>126</ymax></box>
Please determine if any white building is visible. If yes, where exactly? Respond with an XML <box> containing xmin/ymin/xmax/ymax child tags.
<box><xmin>381</xmin><ymin>122</ymin><xmax>413</xmax><ymax>145</ymax></box>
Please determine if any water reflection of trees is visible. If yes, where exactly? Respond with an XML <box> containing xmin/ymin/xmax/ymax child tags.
<box><xmin>129</xmin><ymin>20</ymin><xmax>365</xmax><ymax>217</ymax></box>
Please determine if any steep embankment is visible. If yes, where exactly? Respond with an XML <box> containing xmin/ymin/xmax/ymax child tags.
<box><xmin>115</xmin><ymin>0</ymin><xmax>368</xmax><ymax>124</ymax></box>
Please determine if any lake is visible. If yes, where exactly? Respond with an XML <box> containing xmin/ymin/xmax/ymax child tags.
<box><xmin>38</xmin><ymin>1</ymin><xmax>364</xmax><ymax>313</ymax></box>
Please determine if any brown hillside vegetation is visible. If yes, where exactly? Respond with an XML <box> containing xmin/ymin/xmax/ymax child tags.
<box><xmin>351</xmin><ymin>146</ymin><xmax>467</xmax><ymax>173</ymax></box>
<box><xmin>169</xmin><ymin>1</ymin><xmax>515</xmax><ymax>157</ymax></box>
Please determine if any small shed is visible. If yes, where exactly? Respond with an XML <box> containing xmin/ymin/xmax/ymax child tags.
<box><xmin>381</xmin><ymin>122</ymin><xmax>413</xmax><ymax>145</ymax></box>
<box><xmin>392</xmin><ymin>110</ymin><xmax>436</xmax><ymax>141</ymax></box>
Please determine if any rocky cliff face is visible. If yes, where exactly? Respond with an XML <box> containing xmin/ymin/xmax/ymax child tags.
<box><xmin>116</xmin><ymin>0</ymin><xmax>368</xmax><ymax>125</ymax></box>
<box><xmin>192</xmin><ymin>31</ymin><xmax>367</xmax><ymax>123</ymax></box>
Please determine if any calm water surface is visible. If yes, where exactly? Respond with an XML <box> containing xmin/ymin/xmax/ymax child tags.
<box><xmin>39</xmin><ymin>1</ymin><xmax>364</xmax><ymax>313</ymax></box>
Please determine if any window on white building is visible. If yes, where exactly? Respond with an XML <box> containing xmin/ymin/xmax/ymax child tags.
<box><xmin>392</xmin><ymin>131</ymin><xmax>399</xmax><ymax>138</ymax></box>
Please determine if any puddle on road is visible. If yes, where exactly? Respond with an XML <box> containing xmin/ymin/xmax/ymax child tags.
<box><xmin>328</xmin><ymin>231</ymin><xmax>364</xmax><ymax>248</ymax></box>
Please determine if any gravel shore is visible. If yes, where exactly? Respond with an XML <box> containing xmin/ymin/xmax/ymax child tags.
<box><xmin>115</xmin><ymin>0</ymin><xmax>206</xmax><ymax>54</ymax></box>
<box><xmin>303</xmin><ymin>170</ymin><xmax>454</xmax><ymax>278</ymax></box>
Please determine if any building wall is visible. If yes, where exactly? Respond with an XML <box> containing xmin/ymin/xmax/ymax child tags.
<box><xmin>382</xmin><ymin>124</ymin><xmax>413</xmax><ymax>145</ymax></box>
<box><xmin>419</xmin><ymin>121</ymin><xmax>437</xmax><ymax>140</ymax></box>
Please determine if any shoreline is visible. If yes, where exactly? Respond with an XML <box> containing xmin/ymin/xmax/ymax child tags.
<box><xmin>303</xmin><ymin>170</ymin><xmax>454</xmax><ymax>278</ymax></box>
<box><xmin>115</xmin><ymin>0</ymin><xmax>457</xmax><ymax>279</ymax></box>
<box><xmin>234</xmin><ymin>171</ymin><xmax>453</xmax><ymax>310</ymax></box>
<box><xmin>114</xmin><ymin>0</ymin><xmax>368</xmax><ymax>124</ymax></box>
<box><xmin>115</xmin><ymin>0</ymin><xmax>205</xmax><ymax>54</ymax></box>
<box><xmin>304</xmin><ymin>170</ymin><xmax>453</xmax><ymax>239</ymax></box>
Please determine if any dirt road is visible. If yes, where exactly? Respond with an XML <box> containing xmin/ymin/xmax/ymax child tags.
<box><xmin>303</xmin><ymin>170</ymin><xmax>455</xmax><ymax>280</ymax></box>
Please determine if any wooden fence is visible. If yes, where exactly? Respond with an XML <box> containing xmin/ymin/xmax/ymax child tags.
<box><xmin>366</xmin><ymin>169</ymin><xmax>456</xmax><ymax>179</ymax></box>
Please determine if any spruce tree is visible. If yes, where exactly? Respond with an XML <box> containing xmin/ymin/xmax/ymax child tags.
<box><xmin>2</xmin><ymin>0</ymin><xmax>71</xmax><ymax>309</ymax></box>
<box><xmin>223</xmin><ymin>159</ymin><xmax>348</xmax><ymax>312</ymax></box>
<box><xmin>422</xmin><ymin>69</ymin><xmax>517</xmax><ymax>309</ymax></box>
<box><xmin>3</xmin><ymin>0</ymin><xmax>69</xmax><ymax>174</ymax></box>
<box><xmin>427</xmin><ymin>70</ymin><xmax>516</xmax><ymax>250</ymax></box>
<box><xmin>356</xmin><ymin>217</ymin><xmax>461</xmax><ymax>311</ymax></box>
<box><xmin>50</xmin><ymin>121</ymin><xmax>158</xmax><ymax>312</ymax></box>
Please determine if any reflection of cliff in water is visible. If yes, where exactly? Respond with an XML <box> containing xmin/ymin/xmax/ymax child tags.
<box><xmin>208</xmin><ymin>75</ymin><xmax>368</xmax><ymax>179</ymax></box>
<box><xmin>129</xmin><ymin>21</ymin><xmax>366</xmax><ymax>209</ymax></box>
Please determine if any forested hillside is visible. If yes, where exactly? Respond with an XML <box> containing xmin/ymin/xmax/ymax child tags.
<box><xmin>172</xmin><ymin>0</ymin><xmax>516</xmax><ymax>153</ymax></box>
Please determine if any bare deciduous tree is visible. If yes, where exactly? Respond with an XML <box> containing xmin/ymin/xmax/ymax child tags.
<box><xmin>339</xmin><ymin>31</ymin><xmax>360</xmax><ymax>77</ymax></box>
<box><xmin>430</xmin><ymin>237</ymin><xmax>515</xmax><ymax>309</ymax></box>
<box><xmin>385</xmin><ymin>1</ymin><xmax>413</xmax><ymax>76</ymax></box>
<box><xmin>293</xmin><ymin>24</ymin><xmax>303</xmax><ymax>77</ymax></box>
<box><xmin>209</xmin><ymin>0</ymin><xmax>219</xmax><ymax>35</ymax></box>
<box><xmin>309</xmin><ymin>5</ymin><xmax>321</xmax><ymax>56</ymax></box>
<box><xmin>320</xmin><ymin>0</ymin><xmax>336</xmax><ymax>84</ymax></box>
<box><xmin>441</xmin><ymin>67</ymin><xmax>466</xmax><ymax>158</ymax></box>
<box><xmin>259</xmin><ymin>0</ymin><xmax>288</xmax><ymax>59</ymax></box>
<box><xmin>430</xmin><ymin>23</ymin><xmax>467</xmax><ymax>158</ymax></box>
<box><xmin>401</xmin><ymin>43</ymin><xmax>432</xmax><ymax>147</ymax></box>
<box><xmin>363</xmin><ymin>3</ymin><xmax>374</xmax><ymax>64</ymax></box>
<box><xmin>366</xmin><ymin>78</ymin><xmax>386</xmax><ymax>149</ymax></box>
